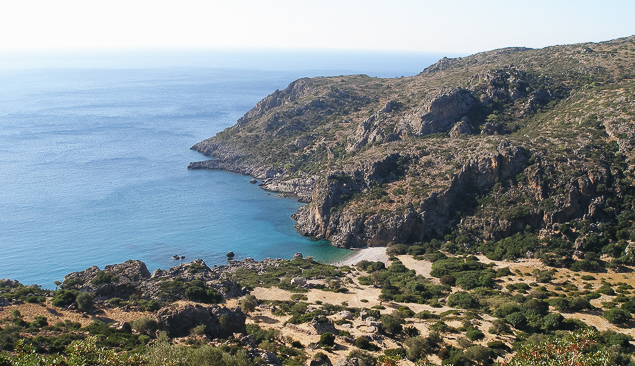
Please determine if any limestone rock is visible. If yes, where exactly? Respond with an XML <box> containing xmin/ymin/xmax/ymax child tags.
<box><xmin>290</xmin><ymin>277</ymin><xmax>306</xmax><ymax>287</ymax></box>
<box><xmin>311</xmin><ymin>318</ymin><xmax>337</xmax><ymax>335</ymax></box>
<box><xmin>310</xmin><ymin>353</ymin><xmax>333</xmax><ymax>366</ymax></box>
<box><xmin>154</xmin><ymin>304</ymin><xmax>246</xmax><ymax>338</ymax></box>
<box><xmin>62</xmin><ymin>260</ymin><xmax>151</xmax><ymax>299</ymax></box>
<box><xmin>449</xmin><ymin>118</ymin><xmax>472</xmax><ymax>137</ymax></box>
<box><xmin>396</xmin><ymin>88</ymin><xmax>478</xmax><ymax>137</ymax></box>
<box><xmin>480</xmin><ymin>122</ymin><xmax>504</xmax><ymax>135</ymax></box>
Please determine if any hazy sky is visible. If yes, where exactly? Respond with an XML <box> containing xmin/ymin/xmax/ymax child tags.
<box><xmin>1</xmin><ymin>0</ymin><xmax>633</xmax><ymax>54</ymax></box>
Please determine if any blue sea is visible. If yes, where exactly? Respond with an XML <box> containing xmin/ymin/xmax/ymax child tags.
<box><xmin>0</xmin><ymin>50</ymin><xmax>446</xmax><ymax>288</ymax></box>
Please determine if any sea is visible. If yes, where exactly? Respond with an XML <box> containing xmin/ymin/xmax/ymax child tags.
<box><xmin>0</xmin><ymin>50</ymin><xmax>448</xmax><ymax>288</ymax></box>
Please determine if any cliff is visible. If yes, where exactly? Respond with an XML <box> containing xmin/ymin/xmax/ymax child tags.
<box><xmin>191</xmin><ymin>36</ymin><xmax>635</xmax><ymax>251</ymax></box>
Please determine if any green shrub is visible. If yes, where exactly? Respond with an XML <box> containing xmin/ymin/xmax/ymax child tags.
<box><xmin>447</xmin><ymin>291</ymin><xmax>480</xmax><ymax>309</ymax></box>
<box><xmin>76</xmin><ymin>292</ymin><xmax>94</xmax><ymax>312</ymax></box>
<box><xmin>380</xmin><ymin>314</ymin><xmax>402</xmax><ymax>335</ymax></box>
<box><xmin>185</xmin><ymin>285</ymin><xmax>222</xmax><ymax>304</ymax></box>
<box><xmin>51</xmin><ymin>290</ymin><xmax>77</xmax><ymax>307</ymax></box>
<box><xmin>319</xmin><ymin>332</ymin><xmax>335</xmax><ymax>347</ymax></box>
<box><xmin>140</xmin><ymin>299</ymin><xmax>162</xmax><ymax>312</ymax></box>
<box><xmin>522</xmin><ymin>299</ymin><xmax>549</xmax><ymax>316</ymax></box>
<box><xmin>440</xmin><ymin>275</ymin><xmax>456</xmax><ymax>286</ymax></box>
<box><xmin>504</xmin><ymin>330</ymin><xmax>612</xmax><ymax>366</ymax></box>
<box><xmin>505</xmin><ymin>312</ymin><xmax>527</xmax><ymax>330</ymax></box>
<box><xmin>354</xmin><ymin>336</ymin><xmax>378</xmax><ymax>351</ymax></box>
<box><xmin>240</xmin><ymin>295</ymin><xmax>258</xmax><ymax>313</ymax></box>
<box><xmin>92</xmin><ymin>271</ymin><xmax>117</xmax><ymax>285</ymax></box>
<box><xmin>131</xmin><ymin>317</ymin><xmax>158</xmax><ymax>336</ymax></box>
<box><xmin>466</xmin><ymin>328</ymin><xmax>485</xmax><ymax>341</ymax></box>
<box><xmin>602</xmin><ymin>308</ymin><xmax>631</xmax><ymax>325</ymax></box>
<box><xmin>347</xmin><ymin>349</ymin><xmax>376</xmax><ymax>366</ymax></box>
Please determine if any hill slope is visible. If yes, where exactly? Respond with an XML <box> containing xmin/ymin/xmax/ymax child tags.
<box><xmin>190</xmin><ymin>37</ymin><xmax>635</xmax><ymax>263</ymax></box>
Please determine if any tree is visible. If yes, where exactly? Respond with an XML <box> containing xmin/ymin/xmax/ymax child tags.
<box><xmin>319</xmin><ymin>332</ymin><xmax>335</xmax><ymax>347</ymax></box>
<box><xmin>505</xmin><ymin>312</ymin><xmax>527</xmax><ymax>330</ymax></box>
<box><xmin>602</xmin><ymin>308</ymin><xmax>631</xmax><ymax>325</ymax></box>
<box><xmin>51</xmin><ymin>290</ymin><xmax>77</xmax><ymax>307</ymax></box>
<box><xmin>464</xmin><ymin>345</ymin><xmax>493</xmax><ymax>365</ymax></box>
<box><xmin>404</xmin><ymin>336</ymin><xmax>432</xmax><ymax>361</ymax></box>
<box><xmin>240</xmin><ymin>295</ymin><xmax>257</xmax><ymax>314</ymax></box>
<box><xmin>76</xmin><ymin>292</ymin><xmax>94</xmax><ymax>312</ymax></box>
<box><xmin>131</xmin><ymin>317</ymin><xmax>158</xmax><ymax>336</ymax></box>
<box><xmin>380</xmin><ymin>314</ymin><xmax>403</xmax><ymax>335</ymax></box>
<box><xmin>447</xmin><ymin>291</ymin><xmax>480</xmax><ymax>309</ymax></box>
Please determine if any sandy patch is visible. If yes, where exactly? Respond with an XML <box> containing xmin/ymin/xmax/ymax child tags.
<box><xmin>0</xmin><ymin>298</ymin><xmax>150</xmax><ymax>327</ymax></box>
<box><xmin>251</xmin><ymin>285</ymin><xmax>384</xmax><ymax>308</ymax></box>
<box><xmin>331</xmin><ymin>247</ymin><xmax>389</xmax><ymax>267</ymax></box>
<box><xmin>250</xmin><ymin>287</ymin><xmax>293</xmax><ymax>302</ymax></box>
<box><xmin>397</xmin><ymin>255</ymin><xmax>434</xmax><ymax>278</ymax></box>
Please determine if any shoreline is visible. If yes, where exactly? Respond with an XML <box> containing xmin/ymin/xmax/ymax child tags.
<box><xmin>330</xmin><ymin>246</ymin><xmax>389</xmax><ymax>267</ymax></box>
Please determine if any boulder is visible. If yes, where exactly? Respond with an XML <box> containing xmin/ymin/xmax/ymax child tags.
<box><xmin>310</xmin><ymin>353</ymin><xmax>333</xmax><ymax>366</ymax></box>
<box><xmin>335</xmin><ymin>358</ymin><xmax>361</xmax><ymax>366</ymax></box>
<box><xmin>449</xmin><ymin>118</ymin><xmax>472</xmax><ymax>137</ymax></box>
<box><xmin>311</xmin><ymin>317</ymin><xmax>338</xmax><ymax>335</ymax></box>
<box><xmin>480</xmin><ymin>122</ymin><xmax>504</xmax><ymax>135</ymax></box>
<box><xmin>0</xmin><ymin>279</ymin><xmax>19</xmax><ymax>288</ymax></box>
<box><xmin>290</xmin><ymin>277</ymin><xmax>306</xmax><ymax>287</ymax></box>
<box><xmin>154</xmin><ymin>304</ymin><xmax>246</xmax><ymax>338</ymax></box>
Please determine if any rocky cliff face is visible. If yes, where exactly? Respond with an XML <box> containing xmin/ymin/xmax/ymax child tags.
<box><xmin>190</xmin><ymin>36</ymin><xmax>635</xmax><ymax>251</ymax></box>
<box><xmin>293</xmin><ymin>145</ymin><xmax>529</xmax><ymax>248</ymax></box>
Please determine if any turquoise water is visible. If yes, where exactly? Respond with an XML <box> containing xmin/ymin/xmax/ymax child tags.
<box><xmin>0</xmin><ymin>53</ymin><xmax>441</xmax><ymax>288</ymax></box>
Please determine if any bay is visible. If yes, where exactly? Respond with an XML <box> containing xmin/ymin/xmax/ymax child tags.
<box><xmin>0</xmin><ymin>51</ymin><xmax>443</xmax><ymax>288</ymax></box>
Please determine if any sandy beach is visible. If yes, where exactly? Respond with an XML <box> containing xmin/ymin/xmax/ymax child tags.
<box><xmin>330</xmin><ymin>246</ymin><xmax>389</xmax><ymax>266</ymax></box>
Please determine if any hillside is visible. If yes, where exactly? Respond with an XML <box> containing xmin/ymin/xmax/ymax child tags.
<box><xmin>4</xmin><ymin>253</ymin><xmax>635</xmax><ymax>366</ymax></box>
<box><xmin>190</xmin><ymin>36</ymin><xmax>635</xmax><ymax>277</ymax></box>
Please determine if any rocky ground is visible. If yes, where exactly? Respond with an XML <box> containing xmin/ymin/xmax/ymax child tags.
<box><xmin>3</xmin><ymin>248</ymin><xmax>635</xmax><ymax>365</ymax></box>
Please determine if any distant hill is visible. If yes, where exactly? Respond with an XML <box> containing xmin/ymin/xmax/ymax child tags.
<box><xmin>191</xmin><ymin>36</ymin><xmax>635</xmax><ymax>265</ymax></box>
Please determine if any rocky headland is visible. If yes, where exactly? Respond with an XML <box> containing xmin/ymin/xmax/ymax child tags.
<box><xmin>189</xmin><ymin>36</ymin><xmax>635</xmax><ymax>255</ymax></box>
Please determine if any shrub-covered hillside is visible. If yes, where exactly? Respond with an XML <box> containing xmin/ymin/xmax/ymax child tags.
<box><xmin>191</xmin><ymin>36</ymin><xmax>635</xmax><ymax>273</ymax></box>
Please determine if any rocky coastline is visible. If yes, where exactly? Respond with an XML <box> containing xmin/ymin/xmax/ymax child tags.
<box><xmin>188</xmin><ymin>36</ymin><xmax>635</xmax><ymax>251</ymax></box>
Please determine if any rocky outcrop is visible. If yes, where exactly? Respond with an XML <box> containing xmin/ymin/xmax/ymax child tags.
<box><xmin>259</xmin><ymin>176</ymin><xmax>317</xmax><ymax>202</ymax></box>
<box><xmin>61</xmin><ymin>258</ymin><xmax>271</xmax><ymax>302</ymax></box>
<box><xmin>154</xmin><ymin>304</ymin><xmax>246</xmax><ymax>338</ymax></box>
<box><xmin>346</xmin><ymin>101</ymin><xmax>401</xmax><ymax>153</ymax></box>
<box><xmin>237</xmin><ymin>79</ymin><xmax>312</xmax><ymax>125</ymax></box>
<box><xmin>188</xmin><ymin>36</ymin><xmax>635</xmax><ymax>252</ymax></box>
<box><xmin>62</xmin><ymin>260</ymin><xmax>151</xmax><ymax>298</ymax></box>
<box><xmin>311</xmin><ymin>354</ymin><xmax>333</xmax><ymax>366</ymax></box>
<box><xmin>396</xmin><ymin>88</ymin><xmax>479</xmax><ymax>138</ymax></box>
<box><xmin>295</xmin><ymin>145</ymin><xmax>529</xmax><ymax>248</ymax></box>
<box><xmin>449</xmin><ymin>118</ymin><xmax>473</xmax><ymax>137</ymax></box>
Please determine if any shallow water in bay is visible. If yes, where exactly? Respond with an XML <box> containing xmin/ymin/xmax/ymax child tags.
<box><xmin>0</xmin><ymin>52</ymin><xmax>441</xmax><ymax>287</ymax></box>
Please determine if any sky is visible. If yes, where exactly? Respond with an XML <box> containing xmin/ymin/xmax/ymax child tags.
<box><xmin>0</xmin><ymin>0</ymin><xmax>633</xmax><ymax>67</ymax></box>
